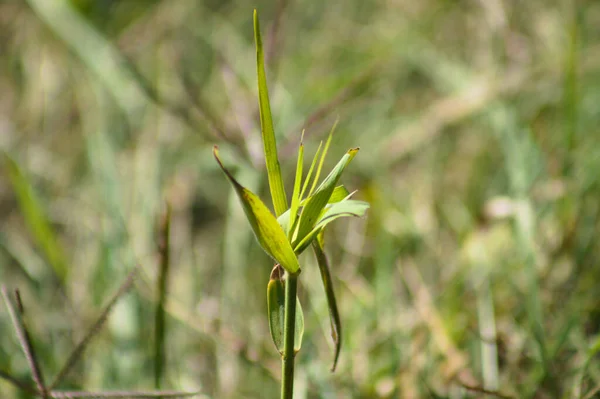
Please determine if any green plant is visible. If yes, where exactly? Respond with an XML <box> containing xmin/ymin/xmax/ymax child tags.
<box><xmin>212</xmin><ymin>10</ymin><xmax>370</xmax><ymax>399</ymax></box>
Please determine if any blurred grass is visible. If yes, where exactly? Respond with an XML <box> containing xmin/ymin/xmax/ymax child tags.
<box><xmin>1</xmin><ymin>0</ymin><xmax>600</xmax><ymax>398</ymax></box>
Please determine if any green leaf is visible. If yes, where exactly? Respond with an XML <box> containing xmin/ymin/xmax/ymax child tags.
<box><xmin>288</xmin><ymin>133</ymin><xmax>304</xmax><ymax>240</ymax></box>
<box><xmin>328</xmin><ymin>185</ymin><xmax>351</xmax><ymax>203</ymax></box>
<box><xmin>280</xmin><ymin>185</ymin><xmax>350</xmax><ymax>238</ymax></box>
<box><xmin>254</xmin><ymin>9</ymin><xmax>287</xmax><ymax>217</ymax></box>
<box><xmin>294</xmin><ymin>199</ymin><xmax>369</xmax><ymax>254</ymax></box>
<box><xmin>300</xmin><ymin>185</ymin><xmax>350</xmax><ymax>207</ymax></box>
<box><xmin>293</xmin><ymin>148</ymin><xmax>359</xmax><ymax>249</ymax></box>
<box><xmin>299</xmin><ymin>140</ymin><xmax>323</xmax><ymax>201</ymax></box>
<box><xmin>4</xmin><ymin>154</ymin><xmax>69</xmax><ymax>283</ymax></box>
<box><xmin>307</xmin><ymin>125</ymin><xmax>335</xmax><ymax>198</ymax></box>
<box><xmin>312</xmin><ymin>240</ymin><xmax>342</xmax><ymax>371</ymax></box>
<box><xmin>214</xmin><ymin>147</ymin><xmax>299</xmax><ymax>274</ymax></box>
<box><xmin>267</xmin><ymin>265</ymin><xmax>304</xmax><ymax>354</ymax></box>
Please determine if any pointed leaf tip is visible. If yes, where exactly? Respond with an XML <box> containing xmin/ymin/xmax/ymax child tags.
<box><xmin>213</xmin><ymin>148</ymin><xmax>300</xmax><ymax>274</ymax></box>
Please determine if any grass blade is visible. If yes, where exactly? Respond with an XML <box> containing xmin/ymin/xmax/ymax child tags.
<box><xmin>254</xmin><ymin>9</ymin><xmax>288</xmax><ymax>216</ymax></box>
<box><xmin>287</xmin><ymin>133</ymin><xmax>305</xmax><ymax>239</ymax></box>
<box><xmin>154</xmin><ymin>204</ymin><xmax>172</xmax><ymax>389</ymax></box>
<box><xmin>307</xmin><ymin>124</ymin><xmax>336</xmax><ymax>198</ymax></box>
<box><xmin>4</xmin><ymin>154</ymin><xmax>69</xmax><ymax>284</ymax></box>
<box><xmin>1</xmin><ymin>287</ymin><xmax>48</xmax><ymax>396</ymax></box>
<box><xmin>299</xmin><ymin>141</ymin><xmax>323</xmax><ymax>201</ymax></box>
<box><xmin>50</xmin><ymin>267</ymin><xmax>138</xmax><ymax>389</ymax></box>
<box><xmin>214</xmin><ymin>147</ymin><xmax>300</xmax><ymax>274</ymax></box>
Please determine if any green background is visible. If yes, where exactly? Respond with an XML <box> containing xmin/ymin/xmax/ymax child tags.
<box><xmin>1</xmin><ymin>0</ymin><xmax>599</xmax><ymax>397</ymax></box>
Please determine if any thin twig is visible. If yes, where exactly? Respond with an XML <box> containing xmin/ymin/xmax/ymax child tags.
<box><xmin>49</xmin><ymin>390</ymin><xmax>202</xmax><ymax>398</ymax></box>
<box><xmin>122</xmin><ymin>53</ymin><xmax>234</xmax><ymax>144</ymax></box>
<box><xmin>456</xmin><ymin>380</ymin><xmax>514</xmax><ymax>399</ymax></box>
<box><xmin>1</xmin><ymin>286</ymin><xmax>48</xmax><ymax>397</ymax></box>
<box><xmin>583</xmin><ymin>382</ymin><xmax>600</xmax><ymax>399</ymax></box>
<box><xmin>0</xmin><ymin>368</ymin><xmax>39</xmax><ymax>395</ymax></box>
<box><xmin>49</xmin><ymin>267</ymin><xmax>139</xmax><ymax>389</ymax></box>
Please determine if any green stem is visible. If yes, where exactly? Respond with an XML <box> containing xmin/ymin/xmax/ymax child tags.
<box><xmin>281</xmin><ymin>272</ymin><xmax>298</xmax><ymax>399</ymax></box>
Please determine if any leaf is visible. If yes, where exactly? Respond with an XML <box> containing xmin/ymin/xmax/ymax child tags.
<box><xmin>254</xmin><ymin>9</ymin><xmax>287</xmax><ymax>217</ymax></box>
<box><xmin>307</xmin><ymin>126</ymin><xmax>335</xmax><ymax>198</ymax></box>
<box><xmin>288</xmin><ymin>133</ymin><xmax>304</xmax><ymax>240</ymax></box>
<box><xmin>267</xmin><ymin>265</ymin><xmax>304</xmax><ymax>354</ymax></box>
<box><xmin>279</xmin><ymin>185</ymin><xmax>350</xmax><ymax>240</ymax></box>
<box><xmin>214</xmin><ymin>147</ymin><xmax>299</xmax><ymax>274</ymax></box>
<box><xmin>4</xmin><ymin>154</ymin><xmax>69</xmax><ymax>283</ymax></box>
<box><xmin>312</xmin><ymin>240</ymin><xmax>342</xmax><ymax>371</ymax></box>
<box><xmin>328</xmin><ymin>185</ymin><xmax>351</xmax><ymax>203</ymax></box>
<box><xmin>294</xmin><ymin>199</ymin><xmax>369</xmax><ymax>254</ymax></box>
<box><xmin>293</xmin><ymin>149</ymin><xmax>359</xmax><ymax>250</ymax></box>
<box><xmin>299</xmin><ymin>140</ymin><xmax>322</xmax><ymax>200</ymax></box>
<box><xmin>300</xmin><ymin>185</ymin><xmax>350</xmax><ymax>207</ymax></box>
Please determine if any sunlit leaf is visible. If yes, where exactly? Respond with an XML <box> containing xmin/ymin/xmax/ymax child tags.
<box><xmin>312</xmin><ymin>240</ymin><xmax>342</xmax><ymax>371</ymax></box>
<box><xmin>294</xmin><ymin>199</ymin><xmax>369</xmax><ymax>254</ymax></box>
<box><xmin>293</xmin><ymin>149</ymin><xmax>359</xmax><ymax>250</ymax></box>
<box><xmin>267</xmin><ymin>265</ymin><xmax>305</xmax><ymax>354</ymax></box>
<box><xmin>254</xmin><ymin>10</ymin><xmax>287</xmax><ymax>216</ymax></box>
<box><xmin>307</xmin><ymin>125</ymin><xmax>335</xmax><ymax>198</ymax></box>
<box><xmin>328</xmin><ymin>185</ymin><xmax>351</xmax><ymax>204</ymax></box>
<box><xmin>288</xmin><ymin>133</ymin><xmax>304</xmax><ymax>239</ymax></box>
<box><xmin>299</xmin><ymin>140</ymin><xmax>323</xmax><ymax>201</ymax></box>
<box><xmin>300</xmin><ymin>185</ymin><xmax>350</xmax><ymax>207</ymax></box>
<box><xmin>214</xmin><ymin>147</ymin><xmax>299</xmax><ymax>273</ymax></box>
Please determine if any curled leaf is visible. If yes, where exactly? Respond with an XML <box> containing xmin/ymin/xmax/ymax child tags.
<box><xmin>213</xmin><ymin>147</ymin><xmax>300</xmax><ymax>274</ymax></box>
<box><xmin>267</xmin><ymin>265</ymin><xmax>305</xmax><ymax>355</ymax></box>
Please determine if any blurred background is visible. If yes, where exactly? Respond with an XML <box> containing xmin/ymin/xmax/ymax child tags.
<box><xmin>1</xmin><ymin>0</ymin><xmax>600</xmax><ymax>398</ymax></box>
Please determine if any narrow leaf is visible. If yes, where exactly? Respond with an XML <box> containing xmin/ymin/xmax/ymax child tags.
<box><xmin>4</xmin><ymin>154</ymin><xmax>69</xmax><ymax>283</ymax></box>
<box><xmin>299</xmin><ymin>140</ymin><xmax>322</xmax><ymax>200</ymax></box>
<box><xmin>254</xmin><ymin>9</ymin><xmax>287</xmax><ymax>216</ymax></box>
<box><xmin>267</xmin><ymin>265</ymin><xmax>305</xmax><ymax>354</ymax></box>
<box><xmin>288</xmin><ymin>133</ymin><xmax>304</xmax><ymax>239</ymax></box>
<box><xmin>213</xmin><ymin>147</ymin><xmax>300</xmax><ymax>273</ymax></box>
<box><xmin>308</xmin><ymin>125</ymin><xmax>335</xmax><ymax>198</ymax></box>
<box><xmin>312</xmin><ymin>241</ymin><xmax>342</xmax><ymax>371</ymax></box>
<box><xmin>293</xmin><ymin>149</ymin><xmax>359</xmax><ymax>250</ymax></box>
<box><xmin>294</xmin><ymin>199</ymin><xmax>369</xmax><ymax>254</ymax></box>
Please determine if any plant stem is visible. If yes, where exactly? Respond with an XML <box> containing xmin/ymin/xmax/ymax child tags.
<box><xmin>281</xmin><ymin>272</ymin><xmax>298</xmax><ymax>399</ymax></box>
